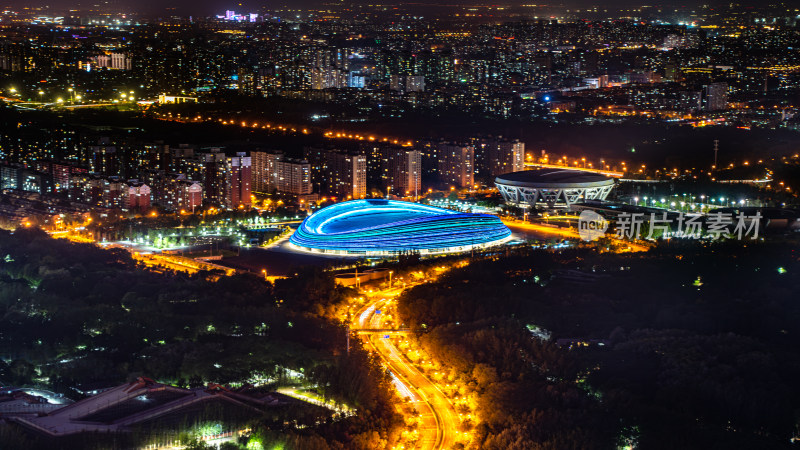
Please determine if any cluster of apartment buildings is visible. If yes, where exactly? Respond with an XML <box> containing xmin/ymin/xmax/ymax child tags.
<box><xmin>80</xmin><ymin>53</ymin><xmax>132</xmax><ymax>71</ymax></box>
<box><xmin>0</xmin><ymin>136</ymin><xmax>524</xmax><ymax>213</ymax></box>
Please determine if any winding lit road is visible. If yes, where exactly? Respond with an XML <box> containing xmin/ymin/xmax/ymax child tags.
<box><xmin>353</xmin><ymin>290</ymin><xmax>460</xmax><ymax>449</ymax></box>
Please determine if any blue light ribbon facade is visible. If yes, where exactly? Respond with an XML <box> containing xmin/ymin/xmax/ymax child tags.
<box><xmin>290</xmin><ymin>199</ymin><xmax>512</xmax><ymax>254</ymax></box>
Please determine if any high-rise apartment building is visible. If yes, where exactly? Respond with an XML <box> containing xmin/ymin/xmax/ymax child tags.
<box><xmin>110</xmin><ymin>53</ymin><xmax>131</xmax><ymax>70</ymax></box>
<box><xmin>311</xmin><ymin>68</ymin><xmax>347</xmax><ymax>89</ymax></box>
<box><xmin>69</xmin><ymin>175</ymin><xmax>149</xmax><ymax>209</ymax></box>
<box><xmin>137</xmin><ymin>171</ymin><xmax>202</xmax><ymax>212</ymax></box>
<box><xmin>475</xmin><ymin>138</ymin><xmax>525</xmax><ymax>176</ymax></box>
<box><xmin>126</xmin><ymin>182</ymin><xmax>151</xmax><ymax>211</ymax></box>
<box><xmin>251</xmin><ymin>151</ymin><xmax>282</xmax><ymax>193</ymax></box>
<box><xmin>1</xmin><ymin>164</ymin><xmax>54</xmax><ymax>194</ymax></box>
<box><xmin>89</xmin><ymin>138</ymin><xmax>118</xmax><ymax>175</ymax></box>
<box><xmin>186</xmin><ymin>150</ymin><xmax>226</xmax><ymax>203</ymax></box>
<box><xmin>704</xmin><ymin>82</ymin><xmax>729</xmax><ymax>111</ymax></box>
<box><xmin>437</xmin><ymin>144</ymin><xmax>474</xmax><ymax>188</ymax></box>
<box><xmin>33</xmin><ymin>161</ymin><xmax>84</xmax><ymax>192</ymax></box>
<box><xmin>678</xmin><ymin>90</ymin><xmax>703</xmax><ymax>112</ymax></box>
<box><xmin>252</xmin><ymin>151</ymin><xmax>313</xmax><ymax>196</ymax></box>
<box><xmin>389</xmin><ymin>75</ymin><xmax>425</xmax><ymax>92</ymax></box>
<box><xmin>225</xmin><ymin>153</ymin><xmax>252</xmax><ymax>209</ymax></box>
<box><xmin>276</xmin><ymin>159</ymin><xmax>313</xmax><ymax>195</ymax></box>
<box><xmin>69</xmin><ymin>174</ymin><xmax>104</xmax><ymax>205</ymax></box>
<box><xmin>406</xmin><ymin>76</ymin><xmax>425</xmax><ymax>92</ymax></box>
<box><xmin>379</xmin><ymin>147</ymin><xmax>421</xmax><ymax>197</ymax></box>
<box><xmin>142</xmin><ymin>143</ymin><xmax>172</xmax><ymax>172</ymax></box>
<box><xmin>324</xmin><ymin>151</ymin><xmax>367</xmax><ymax>199</ymax></box>
<box><xmin>252</xmin><ymin>151</ymin><xmax>272</xmax><ymax>193</ymax></box>
<box><xmin>92</xmin><ymin>53</ymin><xmax>131</xmax><ymax>70</ymax></box>
<box><xmin>162</xmin><ymin>180</ymin><xmax>202</xmax><ymax>212</ymax></box>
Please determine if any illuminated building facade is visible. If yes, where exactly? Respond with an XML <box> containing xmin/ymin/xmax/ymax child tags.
<box><xmin>495</xmin><ymin>169</ymin><xmax>615</xmax><ymax>209</ymax></box>
<box><xmin>290</xmin><ymin>199</ymin><xmax>512</xmax><ymax>255</ymax></box>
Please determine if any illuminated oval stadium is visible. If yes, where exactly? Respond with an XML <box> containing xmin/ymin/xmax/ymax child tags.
<box><xmin>495</xmin><ymin>168</ymin><xmax>615</xmax><ymax>208</ymax></box>
<box><xmin>289</xmin><ymin>199</ymin><xmax>512</xmax><ymax>255</ymax></box>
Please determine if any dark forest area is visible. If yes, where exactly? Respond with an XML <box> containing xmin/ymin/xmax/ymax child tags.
<box><xmin>0</xmin><ymin>228</ymin><xmax>400</xmax><ymax>449</ymax></box>
<box><xmin>398</xmin><ymin>241</ymin><xmax>800</xmax><ymax>449</ymax></box>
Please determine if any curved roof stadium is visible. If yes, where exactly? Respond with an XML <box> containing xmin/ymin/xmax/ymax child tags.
<box><xmin>290</xmin><ymin>199</ymin><xmax>512</xmax><ymax>255</ymax></box>
<box><xmin>495</xmin><ymin>169</ymin><xmax>615</xmax><ymax>208</ymax></box>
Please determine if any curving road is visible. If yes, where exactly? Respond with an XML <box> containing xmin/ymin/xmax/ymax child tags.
<box><xmin>354</xmin><ymin>293</ymin><xmax>460</xmax><ymax>449</ymax></box>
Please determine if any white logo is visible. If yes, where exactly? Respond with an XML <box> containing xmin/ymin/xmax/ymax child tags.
<box><xmin>578</xmin><ymin>210</ymin><xmax>609</xmax><ymax>241</ymax></box>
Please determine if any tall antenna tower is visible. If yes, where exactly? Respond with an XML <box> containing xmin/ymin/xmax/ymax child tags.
<box><xmin>713</xmin><ymin>140</ymin><xmax>719</xmax><ymax>170</ymax></box>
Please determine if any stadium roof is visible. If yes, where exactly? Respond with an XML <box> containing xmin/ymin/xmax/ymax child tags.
<box><xmin>495</xmin><ymin>169</ymin><xmax>614</xmax><ymax>189</ymax></box>
<box><xmin>290</xmin><ymin>199</ymin><xmax>511</xmax><ymax>255</ymax></box>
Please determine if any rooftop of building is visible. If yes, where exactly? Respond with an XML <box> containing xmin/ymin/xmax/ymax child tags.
<box><xmin>495</xmin><ymin>169</ymin><xmax>614</xmax><ymax>188</ymax></box>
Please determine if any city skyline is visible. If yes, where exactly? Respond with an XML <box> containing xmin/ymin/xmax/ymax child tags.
<box><xmin>2</xmin><ymin>2</ymin><xmax>800</xmax><ymax>449</ymax></box>
<box><xmin>0</xmin><ymin>0</ymin><xmax>784</xmax><ymax>16</ymax></box>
